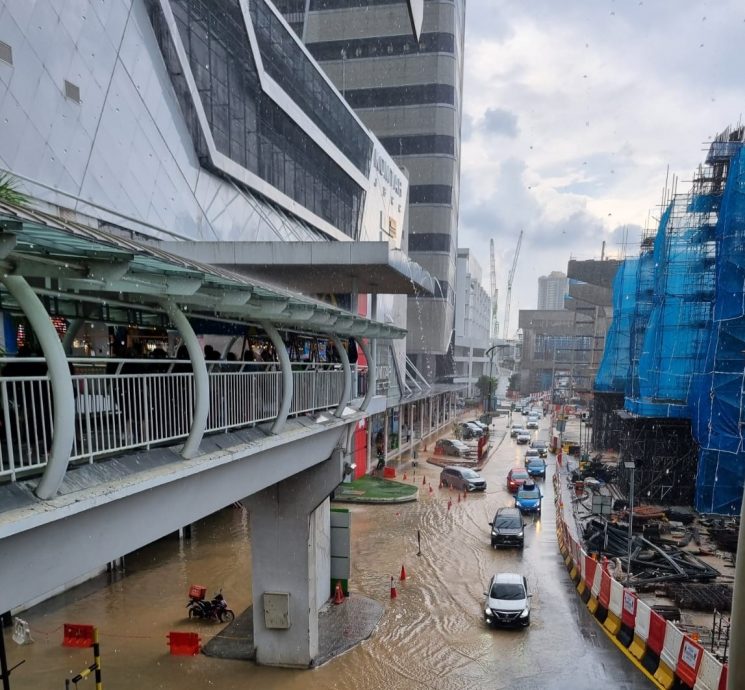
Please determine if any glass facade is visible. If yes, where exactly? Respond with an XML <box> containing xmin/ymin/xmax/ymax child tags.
<box><xmin>378</xmin><ymin>134</ymin><xmax>455</xmax><ymax>156</ymax></box>
<box><xmin>409</xmin><ymin>184</ymin><xmax>452</xmax><ymax>205</ymax></box>
<box><xmin>534</xmin><ymin>335</ymin><xmax>594</xmax><ymax>364</ymax></box>
<box><xmin>344</xmin><ymin>84</ymin><xmax>455</xmax><ymax>109</ymax></box>
<box><xmin>249</xmin><ymin>0</ymin><xmax>372</xmax><ymax>173</ymax></box>
<box><xmin>162</xmin><ymin>0</ymin><xmax>366</xmax><ymax>238</ymax></box>
<box><xmin>307</xmin><ymin>32</ymin><xmax>455</xmax><ymax>61</ymax></box>
<box><xmin>270</xmin><ymin>0</ymin><xmax>306</xmax><ymax>35</ymax></box>
<box><xmin>311</xmin><ymin>0</ymin><xmax>453</xmax><ymax>8</ymax></box>
<box><xmin>408</xmin><ymin>232</ymin><xmax>452</xmax><ymax>253</ymax></box>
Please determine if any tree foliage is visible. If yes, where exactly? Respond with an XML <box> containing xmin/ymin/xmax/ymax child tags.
<box><xmin>476</xmin><ymin>374</ymin><xmax>495</xmax><ymax>398</ymax></box>
<box><xmin>0</xmin><ymin>173</ymin><xmax>28</xmax><ymax>206</ymax></box>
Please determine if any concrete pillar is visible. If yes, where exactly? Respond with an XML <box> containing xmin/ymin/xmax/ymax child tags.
<box><xmin>246</xmin><ymin>452</ymin><xmax>343</xmax><ymax>668</ymax></box>
<box><xmin>1</xmin><ymin>276</ymin><xmax>75</xmax><ymax>499</ymax></box>
<box><xmin>383</xmin><ymin>408</ymin><xmax>389</xmax><ymax>461</ymax></box>
<box><xmin>357</xmin><ymin>336</ymin><xmax>376</xmax><ymax>411</ymax></box>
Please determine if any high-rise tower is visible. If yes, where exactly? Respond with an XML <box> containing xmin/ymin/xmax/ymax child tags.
<box><xmin>284</xmin><ymin>0</ymin><xmax>465</xmax><ymax>382</ymax></box>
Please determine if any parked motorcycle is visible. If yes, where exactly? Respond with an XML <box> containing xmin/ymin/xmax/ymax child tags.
<box><xmin>186</xmin><ymin>590</ymin><xmax>235</xmax><ymax>623</ymax></box>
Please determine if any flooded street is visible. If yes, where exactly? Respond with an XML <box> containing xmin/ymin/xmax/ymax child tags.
<box><xmin>5</xmin><ymin>417</ymin><xmax>651</xmax><ymax>689</ymax></box>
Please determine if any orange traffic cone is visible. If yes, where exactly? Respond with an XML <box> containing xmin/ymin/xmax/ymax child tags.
<box><xmin>390</xmin><ymin>576</ymin><xmax>397</xmax><ymax>599</ymax></box>
<box><xmin>438</xmin><ymin>478</ymin><xmax>443</xmax><ymax>488</ymax></box>
<box><xmin>428</xmin><ymin>483</ymin><xmax>433</xmax><ymax>494</ymax></box>
<box><xmin>447</xmin><ymin>497</ymin><xmax>452</xmax><ymax>511</ymax></box>
<box><xmin>463</xmin><ymin>490</ymin><xmax>467</xmax><ymax>501</ymax></box>
<box><xmin>333</xmin><ymin>581</ymin><xmax>344</xmax><ymax>605</ymax></box>
<box><xmin>403</xmin><ymin>472</ymin><xmax>407</xmax><ymax>481</ymax></box>
<box><xmin>457</xmin><ymin>492</ymin><xmax>461</xmax><ymax>503</ymax></box>
<box><xmin>422</xmin><ymin>476</ymin><xmax>426</xmax><ymax>486</ymax></box>
<box><xmin>400</xmin><ymin>564</ymin><xmax>407</xmax><ymax>581</ymax></box>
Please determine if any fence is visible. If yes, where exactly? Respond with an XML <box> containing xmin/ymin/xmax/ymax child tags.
<box><xmin>0</xmin><ymin>358</ymin><xmax>366</xmax><ymax>481</ymax></box>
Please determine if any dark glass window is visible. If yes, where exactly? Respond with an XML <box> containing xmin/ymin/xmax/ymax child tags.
<box><xmin>343</xmin><ymin>84</ymin><xmax>455</xmax><ymax>109</ymax></box>
<box><xmin>307</xmin><ymin>32</ymin><xmax>455</xmax><ymax>62</ymax></box>
<box><xmin>162</xmin><ymin>0</ymin><xmax>365</xmax><ymax>238</ymax></box>
<box><xmin>310</xmin><ymin>0</ymin><xmax>453</xmax><ymax>8</ymax></box>
<box><xmin>409</xmin><ymin>185</ymin><xmax>452</xmax><ymax>205</ymax></box>
<box><xmin>408</xmin><ymin>233</ymin><xmax>452</xmax><ymax>252</ymax></box>
<box><xmin>378</xmin><ymin>134</ymin><xmax>455</xmax><ymax>156</ymax></box>
<box><xmin>249</xmin><ymin>0</ymin><xmax>372</xmax><ymax>173</ymax></box>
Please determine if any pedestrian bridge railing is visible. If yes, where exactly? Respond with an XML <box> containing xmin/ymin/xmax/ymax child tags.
<box><xmin>0</xmin><ymin>358</ymin><xmax>367</xmax><ymax>482</ymax></box>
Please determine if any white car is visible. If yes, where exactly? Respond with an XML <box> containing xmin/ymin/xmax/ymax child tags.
<box><xmin>484</xmin><ymin>572</ymin><xmax>531</xmax><ymax>627</ymax></box>
<box><xmin>526</xmin><ymin>419</ymin><xmax>539</xmax><ymax>430</ymax></box>
<box><xmin>516</xmin><ymin>431</ymin><xmax>531</xmax><ymax>444</ymax></box>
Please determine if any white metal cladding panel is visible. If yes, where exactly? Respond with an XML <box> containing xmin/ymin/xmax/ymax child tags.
<box><xmin>580</xmin><ymin>549</ymin><xmax>588</xmax><ymax>579</ymax></box>
<box><xmin>693</xmin><ymin>650</ymin><xmax>725</xmax><ymax>690</ymax></box>
<box><xmin>635</xmin><ymin>600</ymin><xmax>652</xmax><ymax>641</ymax></box>
<box><xmin>661</xmin><ymin>622</ymin><xmax>685</xmax><ymax>670</ymax></box>
<box><xmin>609</xmin><ymin>579</ymin><xmax>624</xmax><ymax>617</ymax></box>
<box><xmin>591</xmin><ymin>563</ymin><xmax>602</xmax><ymax>597</ymax></box>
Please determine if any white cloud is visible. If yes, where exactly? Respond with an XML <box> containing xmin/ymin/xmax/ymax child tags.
<box><xmin>460</xmin><ymin>0</ymin><xmax>745</xmax><ymax>322</ymax></box>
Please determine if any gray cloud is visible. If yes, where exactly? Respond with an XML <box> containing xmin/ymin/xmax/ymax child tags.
<box><xmin>480</xmin><ymin>108</ymin><xmax>519</xmax><ymax>138</ymax></box>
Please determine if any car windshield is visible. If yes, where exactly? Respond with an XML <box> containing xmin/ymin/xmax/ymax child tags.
<box><xmin>528</xmin><ymin>459</ymin><xmax>543</xmax><ymax>467</ymax></box>
<box><xmin>461</xmin><ymin>469</ymin><xmax>480</xmax><ymax>479</ymax></box>
<box><xmin>533</xmin><ymin>442</ymin><xmax>547</xmax><ymax>448</ymax></box>
<box><xmin>494</xmin><ymin>516</ymin><xmax>521</xmax><ymax>529</ymax></box>
<box><xmin>490</xmin><ymin>582</ymin><xmax>525</xmax><ymax>600</ymax></box>
<box><xmin>512</xmin><ymin>470</ymin><xmax>529</xmax><ymax>479</ymax></box>
<box><xmin>518</xmin><ymin>487</ymin><xmax>540</xmax><ymax>499</ymax></box>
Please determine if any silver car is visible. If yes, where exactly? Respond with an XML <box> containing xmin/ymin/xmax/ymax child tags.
<box><xmin>439</xmin><ymin>466</ymin><xmax>487</xmax><ymax>492</ymax></box>
<box><xmin>484</xmin><ymin>572</ymin><xmax>531</xmax><ymax>627</ymax></box>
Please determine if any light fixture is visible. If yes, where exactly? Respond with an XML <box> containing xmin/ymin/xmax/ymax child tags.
<box><xmin>343</xmin><ymin>462</ymin><xmax>356</xmax><ymax>477</ymax></box>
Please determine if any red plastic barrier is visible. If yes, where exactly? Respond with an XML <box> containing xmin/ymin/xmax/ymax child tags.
<box><xmin>720</xmin><ymin>665</ymin><xmax>728</xmax><ymax>690</ymax></box>
<box><xmin>167</xmin><ymin>631</ymin><xmax>201</xmax><ymax>656</ymax></box>
<box><xmin>383</xmin><ymin>467</ymin><xmax>396</xmax><ymax>478</ymax></box>
<box><xmin>646</xmin><ymin>610</ymin><xmax>667</xmax><ymax>656</ymax></box>
<box><xmin>584</xmin><ymin>556</ymin><xmax>597</xmax><ymax>590</ymax></box>
<box><xmin>598</xmin><ymin>571</ymin><xmax>611</xmax><ymax>609</ymax></box>
<box><xmin>621</xmin><ymin>589</ymin><xmax>637</xmax><ymax>628</ymax></box>
<box><xmin>676</xmin><ymin>636</ymin><xmax>704</xmax><ymax>687</ymax></box>
<box><xmin>63</xmin><ymin>624</ymin><xmax>95</xmax><ymax>648</ymax></box>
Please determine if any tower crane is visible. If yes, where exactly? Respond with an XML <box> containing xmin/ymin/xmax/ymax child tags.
<box><xmin>502</xmin><ymin>230</ymin><xmax>523</xmax><ymax>340</ymax></box>
<box><xmin>489</xmin><ymin>239</ymin><xmax>499</xmax><ymax>340</ymax></box>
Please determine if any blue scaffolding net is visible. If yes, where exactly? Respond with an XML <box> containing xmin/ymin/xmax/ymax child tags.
<box><xmin>689</xmin><ymin>136</ymin><xmax>745</xmax><ymax>513</ymax></box>
<box><xmin>599</xmin><ymin>128</ymin><xmax>745</xmax><ymax>513</ymax></box>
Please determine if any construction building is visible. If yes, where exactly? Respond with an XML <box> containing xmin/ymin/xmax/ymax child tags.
<box><xmin>594</xmin><ymin>127</ymin><xmax>745</xmax><ymax>515</ymax></box>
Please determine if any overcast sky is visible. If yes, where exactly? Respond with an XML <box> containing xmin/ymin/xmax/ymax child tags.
<box><xmin>459</xmin><ymin>0</ymin><xmax>745</xmax><ymax>333</ymax></box>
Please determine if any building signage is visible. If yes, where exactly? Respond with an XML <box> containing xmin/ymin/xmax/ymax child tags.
<box><xmin>372</xmin><ymin>148</ymin><xmax>402</xmax><ymax>197</ymax></box>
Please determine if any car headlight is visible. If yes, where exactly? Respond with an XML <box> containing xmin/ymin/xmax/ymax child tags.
<box><xmin>491</xmin><ymin>530</ymin><xmax>497</xmax><ymax>536</ymax></box>
<box><xmin>484</xmin><ymin>607</ymin><xmax>492</xmax><ymax>616</ymax></box>
<box><xmin>519</xmin><ymin>608</ymin><xmax>529</xmax><ymax>618</ymax></box>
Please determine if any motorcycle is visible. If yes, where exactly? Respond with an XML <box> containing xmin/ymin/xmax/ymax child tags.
<box><xmin>186</xmin><ymin>591</ymin><xmax>235</xmax><ymax>623</ymax></box>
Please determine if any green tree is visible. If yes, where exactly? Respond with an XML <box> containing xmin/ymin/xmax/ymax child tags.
<box><xmin>475</xmin><ymin>374</ymin><xmax>496</xmax><ymax>399</ymax></box>
<box><xmin>508</xmin><ymin>372</ymin><xmax>521</xmax><ymax>394</ymax></box>
<box><xmin>0</xmin><ymin>173</ymin><xmax>28</xmax><ymax>206</ymax></box>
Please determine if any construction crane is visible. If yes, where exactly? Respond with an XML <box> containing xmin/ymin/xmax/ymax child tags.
<box><xmin>489</xmin><ymin>239</ymin><xmax>499</xmax><ymax>339</ymax></box>
<box><xmin>502</xmin><ymin>230</ymin><xmax>523</xmax><ymax>340</ymax></box>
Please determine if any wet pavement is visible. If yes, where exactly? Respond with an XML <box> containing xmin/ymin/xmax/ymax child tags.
<box><xmin>4</xmin><ymin>415</ymin><xmax>653</xmax><ymax>689</ymax></box>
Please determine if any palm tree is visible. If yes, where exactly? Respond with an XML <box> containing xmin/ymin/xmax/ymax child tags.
<box><xmin>0</xmin><ymin>173</ymin><xmax>28</xmax><ymax>206</ymax></box>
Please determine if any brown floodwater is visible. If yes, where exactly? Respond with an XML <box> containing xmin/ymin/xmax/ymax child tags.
<box><xmin>4</xmin><ymin>417</ymin><xmax>651</xmax><ymax>689</ymax></box>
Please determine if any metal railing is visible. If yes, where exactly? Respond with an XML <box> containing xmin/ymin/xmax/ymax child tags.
<box><xmin>0</xmin><ymin>358</ymin><xmax>367</xmax><ymax>481</ymax></box>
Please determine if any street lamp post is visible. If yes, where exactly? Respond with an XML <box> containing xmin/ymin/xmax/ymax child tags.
<box><xmin>485</xmin><ymin>344</ymin><xmax>498</xmax><ymax>414</ymax></box>
<box><xmin>624</xmin><ymin>460</ymin><xmax>636</xmax><ymax>586</ymax></box>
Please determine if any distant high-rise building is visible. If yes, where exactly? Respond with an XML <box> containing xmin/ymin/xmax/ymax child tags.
<box><xmin>537</xmin><ymin>271</ymin><xmax>568</xmax><ymax>310</ymax></box>
<box><xmin>286</xmin><ymin>0</ymin><xmax>466</xmax><ymax>383</ymax></box>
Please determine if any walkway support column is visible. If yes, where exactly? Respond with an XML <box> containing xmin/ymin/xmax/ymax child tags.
<box><xmin>1</xmin><ymin>276</ymin><xmax>75</xmax><ymax>499</ymax></box>
<box><xmin>159</xmin><ymin>299</ymin><xmax>208</xmax><ymax>459</ymax></box>
<box><xmin>245</xmin><ymin>451</ymin><xmax>344</xmax><ymax>667</ymax></box>
<box><xmin>262</xmin><ymin>321</ymin><xmax>292</xmax><ymax>434</ymax></box>
<box><xmin>357</xmin><ymin>336</ymin><xmax>376</xmax><ymax>411</ymax></box>
<box><xmin>330</xmin><ymin>335</ymin><xmax>351</xmax><ymax>417</ymax></box>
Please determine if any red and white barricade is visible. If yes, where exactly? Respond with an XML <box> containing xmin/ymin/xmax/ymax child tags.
<box><xmin>629</xmin><ymin>599</ymin><xmax>651</xmax><ymax>661</ymax></box>
<box><xmin>693</xmin><ymin>649</ymin><xmax>727</xmax><ymax>690</ymax></box>
<box><xmin>588</xmin><ymin>558</ymin><xmax>603</xmax><ymax>614</ymax></box>
<box><xmin>603</xmin><ymin>577</ymin><xmax>623</xmax><ymax>636</ymax></box>
<box><xmin>655</xmin><ymin>620</ymin><xmax>684</xmax><ymax>688</ymax></box>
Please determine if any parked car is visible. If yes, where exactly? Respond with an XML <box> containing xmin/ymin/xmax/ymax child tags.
<box><xmin>523</xmin><ymin>448</ymin><xmax>540</xmax><ymax>464</ymax></box>
<box><xmin>526</xmin><ymin>457</ymin><xmax>546</xmax><ymax>479</ymax></box>
<box><xmin>439</xmin><ymin>466</ymin><xmax>487</xmax><ymax>492</ymax></box>
<box><xmin>525</xmin><ymin>419</ymin><xmax>539</xmax><ymax>430</ymax></box>
<box><xmin>507</xmin><ymin>467</ymin><xmax>531</xmax><ymax>493</ymax></box>
<box><xmin>530</xmin><ymin>440</ymin><xmax>548</xmax><ymax>458</ymax></box>
<box><xmin>489</xmin><ymin>507</ymin><xmax>525</xmax><ymax>548</ymax></box>
<box><xmin>515</xmin><ymin>482</ymin><xmax>542</xmax><ymax>514</ymax></box>
<box><xmin>516</xmin><ymin>431</ymin><xmax>531</xmax><ymax>445</ymax></box>
<box><xmin>460</xmin><ymin>422</ymin><xmax>484</xmax><ymax>440</ymax></box>
<box><xmin>510</xmin><ymin>425</ymin><xmax>526</xmax><ymax>438</ymax></box>
<box><xmin>483</xmin><ymin>572</ymin><xmax>531</xmax><ymax>627</ymax></box>
<box><xmin>434</xmin><ymin>438</ymin><xmax>471</xmax><ymax>457</ymax></box>
<box><xmin>469</xmin><ymin>420</ymin><xmax>489</xmax><ymax>434</ymax></box>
